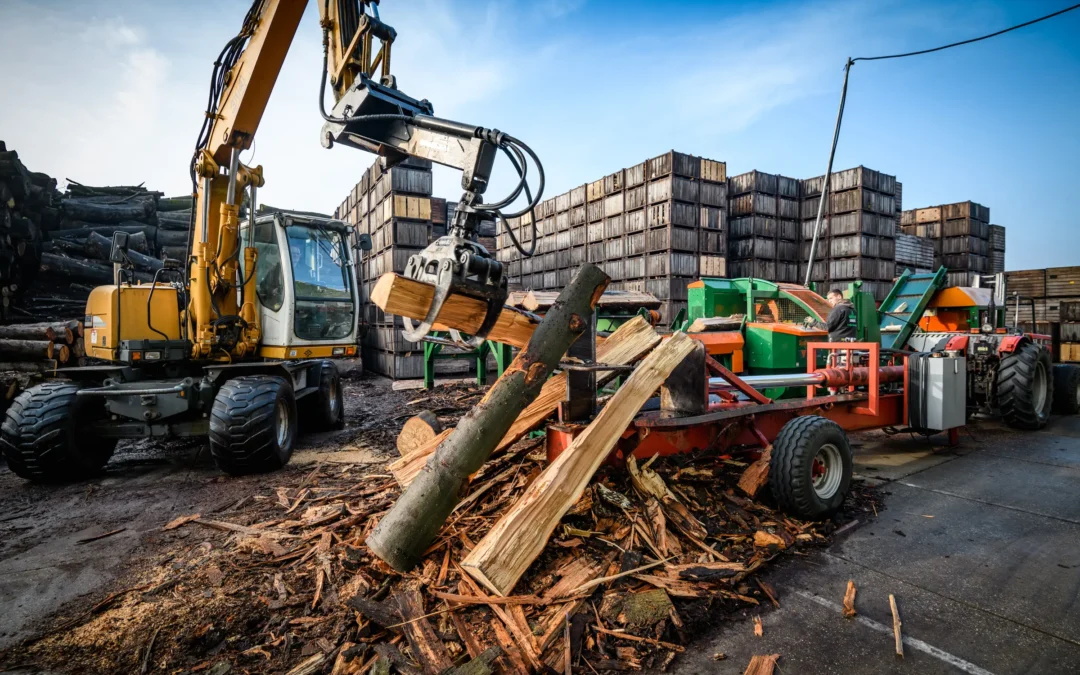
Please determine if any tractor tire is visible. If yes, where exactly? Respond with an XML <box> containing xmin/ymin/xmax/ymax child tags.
<box><xmin>0</xmin><ymin>381</ymin><xmax>116</xmax><ymax>482</ymax></box>
<box><xmin>299</xmin><ymin>361</ymin><xmax>345</xmax><ymax>431</ymax></box>
<box><xmin>1051</xmin><ymin>364</ymin><xmax>1080</xmax><ymax>415</ymax></box>
<box><xmin>769</xmin><ymin>415</ymin><xmax>853</xmax><ymax>520</ymax></box>
<box><xmin>997</xmin><ymin>342</ymin><xmax>1054</xmax><ymax>430</ymax></box>
<box><xmin>209</xmin><ymin>376</ymin><xmax>297</xmax><ymax>475</ymax></box>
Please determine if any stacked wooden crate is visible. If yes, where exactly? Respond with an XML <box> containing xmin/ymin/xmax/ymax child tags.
<box><xmin>334</xmin><ymin>157</ymin><xmax>468</xmax><ymax>379</ymax></box>
<box><xmin>727</xmin><ymin>171</ymin><xmax>800</xmax><ymax>284</ymax></box>
<box><xmin>895</xmin><ymin>233</ymin><xmax>934</xmax><ymax>273</ymax></box>
<box><xmin>799</xmin><ymin>166</ymin><xmax>898</xmax><ymax>301</ymax></box>
<box><xmin>1003</xmin><ymin>266</ymin><xmax>1080</xmax><ymax>360</ymax></box>
<box><xmin>500</xmin><ymin>150</ymin><xmax>727</xmax><ymax>322</ymax></box>
<box><xmin>900</xmin><ymin>201</ymin><xmax>992</xmax><ymax>287</ymax></box>
<box><xmin>989</xmin><ymin>224</ymin><xmax>1006</xmax><ymax>274</ymax></box>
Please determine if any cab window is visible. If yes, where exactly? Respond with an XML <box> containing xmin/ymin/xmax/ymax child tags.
<box><xmin>286</xmin><ymin>223</ymin><xmax>354</xmax><ymax>340</ymax></box>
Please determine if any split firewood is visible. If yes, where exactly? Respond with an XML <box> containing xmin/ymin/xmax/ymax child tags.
<box><xmin>842</xmin><ymin>580</ymin><xmax>857</xmax><ymax>618</ymax></box>
<box><xmin>390</xmin><ymin>315</ymin><xmax>659</xmax><ymax>488</ymax></box>
<box><xmin>396</xmin><ymin>411</ymin><xmax>443</xmax><ymax>458</ymax></box>
<box><xmin>738</xmin><ymin>446</ymin><xmax>772</xmax><ymax>498</ymax></box>
<box><xmin>627</xmin><ymin>455</ymin><xmax>708</xmax><ymax>542</ymax></box>
<box><xmin>753</xmin><ymin>615</ymin><xmax>763</xmax><ymax>637</ymax></box>
<box><xmin>890</xmin><ymin>594</ymin><xmax>903</xmax><ymax>658</ymax></box>
<box><xmin>462</xmin><ymin>332</ymin><xmax>697</xmax><ymax>596</ymax></box>
<box><xmin>394</xmin><ymin>590</ymin><xmax>454</xmax><ymax>675</ymax></box>
<box><xmin>367</xmin><ymin>264</ymin><xmax>610</xmax><ymax>572</ymax></box>
<box><xmin>743</xmin><ymin>653</ymin><xmax>780</xmax><ymax>675</ymax></box>
<box><xmin>369</xmin><ymin>273</ymin><xmax>541</xmax><ymax>349</ymax></box>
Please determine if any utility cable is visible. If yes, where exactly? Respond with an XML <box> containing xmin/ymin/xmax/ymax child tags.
<box><xmin>852</xmin><ymin>2</ymin><xmax>1080</xmax><ymax>62</ymax></box>
<box><xmin>805</xmin><ymin>3</ymin><xmax>1080</xmax><ymax>287</ymax></box>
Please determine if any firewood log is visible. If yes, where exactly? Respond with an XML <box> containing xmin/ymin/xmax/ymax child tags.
<box><xmin>60</xmin><ymin>197</ymin><xmax>154</xmax><ymax>223</ymax></box>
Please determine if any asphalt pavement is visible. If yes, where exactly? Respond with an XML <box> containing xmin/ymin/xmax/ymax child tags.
<box><xmin>670</xmin><ymin>416</ymin><xmax>1080</xmax><ymax>675</ymax></box>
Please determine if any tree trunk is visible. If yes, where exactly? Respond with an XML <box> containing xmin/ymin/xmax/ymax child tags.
<box><xmin>39</xmin><ymin>252</ymin><xmax>152</xmax><ymax>285</ymax></box>
<box><xmin>49</xmin><ymin>223</ymin><xmax>158</xmax><ymax>241</ymax></box>
<box><xmin>61</xmin><ymin>197</ymin><xmax>155</xmax><ymax>223</ymax></box>
<box><xmin>157</xmin><ymin>196</ymin><xmax>193</xmax><ymax>212</ymax></box>
<box><xmin>0</xmin><ymin>360</ymin><xmax>58</xmax><ymax>373</ymax></box>
<box><xmin>155</xmin><ymin>228</ymin><xmax>189</xmax><ymax>248</ymax></box>
<box><xmin>156</xmin><ymin>210</ymin><xmax>192</xmax><ymax>230</ymax></box>
<box><xmin>126</xmin><ymin>247</ymin><xmax>164</xmax><ymax>273</ymax></box>
<box><xmin>0</xmin><ymin>339</ymin><xmax>57</xmax><ymax>360</ymax></box>
<box><xmin>160</xmin><ymin>246</ymin><xmax>187</xmax><ymax>261</ymax></box>
<box><xmin>365</xmin><ymin>264</ymin><xmax>610</xmax><ymax>572</ymax></box>
<box><xmin>0</xmin><ymin>324</ymin><xmax>57</xmax><ymax>341</ymax></box>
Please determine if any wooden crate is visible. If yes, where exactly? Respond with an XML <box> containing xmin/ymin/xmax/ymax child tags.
<box><xmin>730</xmin><ymin>193</ymin><xmax>777</xmax><ymax>217</ymax></box>
<box><xmin>1046</xmin><ymin>267</ymin><xmax>1080</xmax><ymax>298</ymax></box>
<box><xmin>647</xmin><ymin>200</ymin><xmax>699</xmax><ymax>229</ymax></box>
<box><xmin>647</xmin><ymin>176</ymin><xmax>699</xmax><ymax>204</ymax></box>
<box><xmin>1005</xmin><ymin>269</ymin><xmax>1046</xmax><ymax>298</ymax></box>
<box><xmin>1062</xmin><ymin>343</ymin><xmax>1080</xmax><ymax>363</ymax></box>
<box><xmin>646</xmin><ymin>151</ymin><xmax>699</xmax><ymax>180</ymax></box>
<box><xmin>700</xmin><ymin>255</ymin><xmax>727</xmax><ymax>277</ymax></box>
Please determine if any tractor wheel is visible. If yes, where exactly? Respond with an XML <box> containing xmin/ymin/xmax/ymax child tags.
<box><xmin>769</xmin><ymin>415</ymin><xmax>853</xmax><ymax>520</ymax></box>
<box><xmin>1051</xmin><ymin>364</ymin><xmax>1080</xmax><ymax>415</ymax></box>
<box><xmin>300</xmin><ymin>361</ymin><xmax>345</xmax><ymax>431</ymax></box>
<box><xmin>209</xmin><ymin>376</ymin><xmax>297</xmax><ymax>475</ymax></box>
<box><xmin>997</xmin><ymin>342</ymin><xmax>1054</xmax><ymax>430</ymax></box>
<box><xmin>0</xmin><ymin>381</ymin><xmax>116</xmax><ymax>482</ymax></box>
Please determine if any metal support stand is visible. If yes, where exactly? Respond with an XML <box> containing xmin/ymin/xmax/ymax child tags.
<box><xmin>559</xmin><ymin>310</ymin><xmax>596</xmax><ymax>423</ymax></box>
<box><xmin>422</xmin><ymin>332</ymin><xmax>513</xmax><ymax>390</ymax></box>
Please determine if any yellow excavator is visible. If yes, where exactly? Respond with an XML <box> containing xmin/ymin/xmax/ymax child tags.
<box><xmin>0</xmin><ymin>0</ymin><xmax>542</xmax><ymax>481</ymax></box>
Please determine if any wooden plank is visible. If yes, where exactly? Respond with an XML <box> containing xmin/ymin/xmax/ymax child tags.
<box><xmin>842</xmin><ymin>579</ymin><xmax>857</xmax><ymax>618</ymax></box>
<box><xmin>369</xmin><ymin>273</ymin><xmax>539</xmax><ymax>349</ymax></box>
<box><xmin>389</xmin><ymin>316</ymin><xmax>661</xmax><ymax>488</ymax></box>
<box><xmin>461</xmin><ymin>332</ymin><xmax>697</xmax><ymax>596</ymax></box>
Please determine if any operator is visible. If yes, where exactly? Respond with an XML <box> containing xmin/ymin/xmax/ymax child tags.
<box><xmin>824</xmin><ymin>289</ymin><xmax>856</xmax><ymax>342</ymax></box>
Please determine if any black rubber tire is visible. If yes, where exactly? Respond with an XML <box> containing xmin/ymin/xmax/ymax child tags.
<box><xmin>300</xmin><ymin>361</ymin><xmax>345</xmax><ymax>431</ymax></box>
<box><xmin>1051</xmin><ymin>364</ymin><xmax>1080</xmax><ymax>415</ymax></box>
<box><xmin>997</xmin><ymin>342</ymin><xmax>1054</xmax><ymax>430</ymax></box>
<box><xmin>209</xmin><ymin>375</ymin><xmax>297</xmax><ymax>475</ymax></box>
<box><xmin>0</xmin><ymin>381</ymin><xmax>116</xmax><ymax>482</ymax></box>
<box><xmin>769</xmin><ymin>415</ymin><xmax>853</xmax><ymax>520</ymax></box>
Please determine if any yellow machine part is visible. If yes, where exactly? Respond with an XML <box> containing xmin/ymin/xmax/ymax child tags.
<box><xmin>85</xmin><ymin>284</ymin><xmax>182</xmax><ymax>360</ymax></box>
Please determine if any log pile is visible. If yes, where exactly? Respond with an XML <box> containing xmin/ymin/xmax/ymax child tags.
<box><xmin>1</xmin><ymin>140</ymin><xmax>189</xmax><ymax>321</ymax></box>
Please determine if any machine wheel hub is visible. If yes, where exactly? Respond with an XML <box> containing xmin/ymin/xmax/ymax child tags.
<box><xmin>1033</xmin><ymin>361</ymin><xmax>1048</xmax><ymax>413</ymax></box>
<box><xmin>812</xmin><ymin>443</ymin><xmax>844</xmax><ymax>499</ymax></box>
<box><xmin>275</xmin><ymin>399</ymin><xmax>290</xmax><ymax>446</ymax></box>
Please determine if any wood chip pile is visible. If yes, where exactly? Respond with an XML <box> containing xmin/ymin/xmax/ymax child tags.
<box><xmin>6</xmin><ymin>412</ymin><xmax>875</xmax><ymax>674</ymax></box>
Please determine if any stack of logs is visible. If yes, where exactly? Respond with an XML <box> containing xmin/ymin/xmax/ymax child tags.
<box><xmin>0</xmin><ymin>319</ymin><xmax>83</xmax><ymax>411</ymax></box>
<box><xmin>0</xmin><ymin>141</ymin><xmax>51</xmax><ymax>317</ymax></box>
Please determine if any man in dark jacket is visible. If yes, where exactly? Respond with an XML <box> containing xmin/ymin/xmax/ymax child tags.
<box><xmin>825</xmin><ymin>289</ymin><xmax>856</xmax><ymax>342</ymax></box>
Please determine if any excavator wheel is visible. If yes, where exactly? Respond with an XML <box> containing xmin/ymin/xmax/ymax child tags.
<box><xmin>997</xmin><ymin>342</ymin><xmax>1054</xmax><ymax>430</ymax></box>
<box><xmin>300</xmin><ymin>361</ymin><xmax>345</xmax><ymax>432</ymax></box>
<box><xmin>1051</xmin><ymin>364</ymin><xmax>1080</xmax><ymax>415</ymax></box>
<box><xmin>0</xmin><ymin>381</ymin><xmax>116</xmax><ymax>482</ymax></box>
<box><xmin>209</xmin><ymin>375</ymin><xmax>297</xmax><ymax>475</ymax></box>
<box><xmin>769</xmin><ymin>415</ymin><xmax>853</xmax><ymax>520</ymax></box>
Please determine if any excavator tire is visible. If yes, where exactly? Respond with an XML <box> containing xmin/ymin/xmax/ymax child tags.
<box><xmin>0</xmin><ymin>381</ymin><xmax>116</xmax><ymax>482</ymax></box>
<box><xmin>1051</xmin><ymin>364</ymin><xmax>1080</xmax><ymax>415</ymax></box>
<box><xmin>209</xmin><ymin>375</ymin><xmax>296</xmax><ymax>475</ymax></box>
<box><xmin>769</xmin><ymin>415</ymin><xmax>853</xmax><ymax>520</ymax></box>
<box><xmin>300</xmin><ymin>361</ymin><xmax>345</xmax><ymax>431</ymax></box>
<box><xmin>997</xmin><ymin>342</ymin><xmax>1054</xmax><ymax>430</ymax></box>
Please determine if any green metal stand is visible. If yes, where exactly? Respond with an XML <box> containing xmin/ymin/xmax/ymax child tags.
<box><xmin>423</xmin><ymin>332</ymin><xmax>513</xmax><ymax>389</ymax></box>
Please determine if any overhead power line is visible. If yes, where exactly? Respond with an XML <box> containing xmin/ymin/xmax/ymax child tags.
<box><xmin>804</xmin><ymin>2</ymin><xmax>1080</xmax><ymax>286</ymax></box>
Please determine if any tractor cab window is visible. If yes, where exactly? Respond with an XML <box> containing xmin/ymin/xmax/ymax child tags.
<box><xmin>286</xmin><ymin>223</ymin><xmax>354</xmax><ymax>340</ymax></box>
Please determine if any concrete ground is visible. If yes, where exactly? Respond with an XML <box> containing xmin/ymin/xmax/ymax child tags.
<box><xmin>671</xmin><ymin>415</ymin><xmax>1080</xmax><ymax>675</ymax></box>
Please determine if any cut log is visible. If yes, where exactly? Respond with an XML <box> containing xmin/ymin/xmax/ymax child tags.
<box><xmin>49</xmin><ymin>223</ymin><xmax>158</xmax><ymax>241</ymax></box>
<box><xmin>0</xmin><ymin>360</ymin><xmax>58</xmax><ymax>373</ymax></box>
<box><xmin>39</xmin><ymin>252</ymin><xmax>153</xmax><ymax>285</ymax></box>
<box><xmin>396</xmin><ymin>411</ymin><xmax>443</xmax><ymax>458</ymax></box>
<box><xmin>366</xmin><ymin>264</ymin><xmax>610</xmax><ymax>572</ymax></box>
<box><xmin>157</xmin><ymin>196</ymin><xmax>194</xmax><ymax>212</ymax></box>
<box><xmin>0</xmin><ymin>339</ymin><xmax>58</xmax><ymax>361</ymax></box>
<box><xmin>61</xmin><ymin>197</ymin><xmax>154</xmax><ymax>223</ymax></box>
<box><xmin>389</xmin><ymin>315</ymin><xmax>660</xmax><ymax>488</ymax></box>
<box><xmin>688</xmin><ymin>316</ymin><xmax>744</xmax><ymax>333</ymax></box>
<box><xmin>85</xmin><ymin>232</ymin><xmax>162</xmax><ymax>272</ymax></box>
<box><xmin>461</xmin><ymin>331</ymin><xmax>697</xmax><ymax>596</ymax></box>
<box><xmin>156</xmin><ymin>210</ymin><xmax>193</xmax><ymax>231</ymax></box>
<box><xmin>0</xmin><ymin>324</ymin><xmax>56</xmax><ymax>341</ymax></box>
<box><xmin>126</xmin><ymin>247</ymin><xmax>164</xmax><ymax>273</ymax></box>
<box><xmin>160</xmin><ymin>245</ymin><xmax>187</xmax><ymax>261</ymax></box>
<box><xmin>369</xmin><ymin>273</ymin><xmax>540</xmax><ymax>349</ymax></box>
<box><xmin>155</xmin><ymin>228</ymin><xmax>189</xmax><ymax>248</ymax></box>
<box><xmin>737</xmin><ymin>446</ymin><xmax>772</xmax><ymax>498</ymax></box>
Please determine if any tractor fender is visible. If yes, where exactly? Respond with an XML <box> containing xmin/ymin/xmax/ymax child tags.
<box><xmin>998</xmin><ymin>335</ymin><xmax>1025</xmax><ymax>355</ymax></box>
<box><xmin>945</xmin><ymin>335</ymin><xmax>969</xmax><ymax>352</ymax></box>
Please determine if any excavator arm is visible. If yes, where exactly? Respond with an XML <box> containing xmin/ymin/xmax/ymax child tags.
<box><xmin>188</xmin><ymin>0</ymin><xmax>541</xmax><ymax>360</ymax></box>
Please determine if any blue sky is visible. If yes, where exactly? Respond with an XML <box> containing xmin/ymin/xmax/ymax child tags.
<box><xmin>1</xmin><ymin>0</ymin><xmax>1077</xmax><ymax>269</ymax></box>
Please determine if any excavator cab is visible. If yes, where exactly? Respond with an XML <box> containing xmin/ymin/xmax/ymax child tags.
<box><xmin>239</xmin><ymin>211</ymin><xmax>360</xmax><ymax>360</ymax></box>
